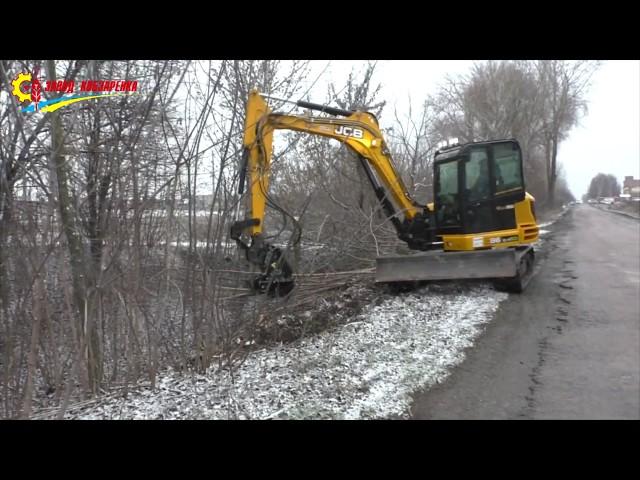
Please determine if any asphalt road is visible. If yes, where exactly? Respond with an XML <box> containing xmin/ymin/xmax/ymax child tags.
<box><xmin>410</xmin><ymin>204</ymin><xmax>640</xmax><ymax>419</ymax></box>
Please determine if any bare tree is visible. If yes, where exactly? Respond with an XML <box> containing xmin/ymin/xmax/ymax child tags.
<box><xmin>390</xmin><ymin>97</ymin><xmax>437</xmax><ymax>202</ymax></box>
<box><xmin>430</xmin><ymin>60</ymin><xmax>599</xmax><ymax>207</ymax></box>
<box><xmin>587</xmin><ymin>173</ymin><xmax>621</xmax><ymax>199</ymax></box>
<box><xmin>536</xmin><ymin>60</ymin><xmax>600</xmax><ymax>206</ymax></box>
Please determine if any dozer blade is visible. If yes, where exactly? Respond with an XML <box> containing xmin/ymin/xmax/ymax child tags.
<box><xmin>376</xmin><ymin>248</ymin><xmax>523</xmax><ymax>283</ymax></box>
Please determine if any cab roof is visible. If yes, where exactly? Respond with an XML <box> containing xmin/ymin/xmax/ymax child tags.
<box><xmin>434</xmin><ymin>138</ymin><xmax>519</xmax><ymax>163</ymax></box>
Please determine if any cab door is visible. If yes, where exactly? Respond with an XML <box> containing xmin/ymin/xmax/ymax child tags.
<box><xmin>490</xmin><ymin>141</ymin><xmax>526</xmax><ymax>230</ymax></box>
<box><xmin>434</xmin><ymin>158</ymin><xmax>463</xmax><ymax>234</ymax></box>
<box><xmin>461</xmin><ymin>141</ymin><xmax>525</xmax><ymax>233</ymax></box>
<box><xmin>461</xmin><ymin>147</ymin><xmax>494</xmax><ymax>233</ymax></box>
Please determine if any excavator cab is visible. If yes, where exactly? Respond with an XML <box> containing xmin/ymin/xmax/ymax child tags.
<box><xmin>433</xmin><ymin>139</ymin><xmax>526</xmax><ymax>238</ymax></box>
<box><xmin>378</xmin><ymin>138</ymin><xmax>538</xmax><ymax>291</ymax></box>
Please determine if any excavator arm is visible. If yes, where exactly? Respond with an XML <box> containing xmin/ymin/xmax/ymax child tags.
<box><xmin>230</xmin><ymin>89</ymin><xmax>433</xmax><ymax>294</ymax></box>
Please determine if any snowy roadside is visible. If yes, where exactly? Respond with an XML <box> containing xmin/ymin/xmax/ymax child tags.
<box><xmin>63</xmin><ymin>284</ymin><xmax>507</xmax><ymax>420</ymax></box>
<box><xmin>49</xmin><ymin>210</ymin><xmax>572</xmax><ymax>420</ymax></box>
<box><xmin>590</xmin><ymin>203</ymin><xmax>640</xmax><ymax>220</ymax></box>
<box><xmin>537</xmin><ymin>204</ymin><xmax>571</xmax><ymax>236</ymax></box>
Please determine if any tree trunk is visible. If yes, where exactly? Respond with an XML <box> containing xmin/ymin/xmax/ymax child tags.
<box><xmin>20</xmin><ymin>272</ymin><xmax>46</xmax><ymax>418</ymax></box>
<box><xmin>546</xmin><ymin>132</ymin><xmax>559</xmax><ymax>208</ymax></box>
<box><xmin>46</xmin><ymin>60</ymin><xmax>101</xmax><ymax>394</ymax></box>
<box><xmin>0</xmin><ymin>192</ymin><xmax>11</xmax><ymax>317</ymax></box>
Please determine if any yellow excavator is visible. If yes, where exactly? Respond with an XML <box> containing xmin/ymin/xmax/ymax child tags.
<box><xmin>231</xmin><ymin>89</ymin><xmax>539</xmax><ymax>295</ymax></box>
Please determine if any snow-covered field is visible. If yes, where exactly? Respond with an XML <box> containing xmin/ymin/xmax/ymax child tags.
<box><xmin>66</xmin><ymin>284</ymin><xmax>507</xmax><ymax>420</ymax></box>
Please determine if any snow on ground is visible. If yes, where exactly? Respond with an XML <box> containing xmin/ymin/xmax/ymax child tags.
<box><xmin>46</xmin><ymin>207</ymin><xmax>570</xmax><ymax>420</ymax></box>
<box><xmin>538</xmin><ymin>204</ymin><xmax>572</xmax><ymax>229</ymax></box>
<box><xmin>536</xmin><ymin>205</ymin><xmax>572</xmax><ymax>240</ymax></box>
<box><xmin>67</xmin><ymin>284</ymin><xmax>507</xmax><ymax>420</ymax></box>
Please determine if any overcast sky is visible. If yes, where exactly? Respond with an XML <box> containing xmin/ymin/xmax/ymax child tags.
<box><xmin>298</xmin><ymin>60</ymin><xmax>640</xmax><ymax>199</ymax></box>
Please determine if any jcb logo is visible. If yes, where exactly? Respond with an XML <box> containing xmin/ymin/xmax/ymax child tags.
<box><xmin>335</xmin><ymin>126</ymin><xmax>364</xmax><ymax>139</ymax></box>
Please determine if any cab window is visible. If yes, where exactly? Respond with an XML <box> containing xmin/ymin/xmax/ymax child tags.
<box><xmin>493</xmin><ymin>143</ymin><xmax>523</xmax><ymax>195</ymax></box>
<box><xmin>465</xmin><ymin>148</ymin><xmax>490</xmax><ymax>202</ymax></box>
<box><xmin>439</xmin><ymin>160</ymin><xmax>458</xmax><ymax>196</ymax></box>
<box><xmin>436</xmin><ymin>160</ymin><xmax>460</xmax><ymax>226</ymax></box>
